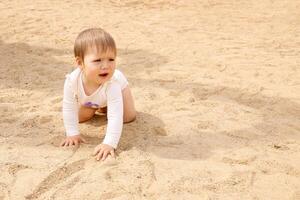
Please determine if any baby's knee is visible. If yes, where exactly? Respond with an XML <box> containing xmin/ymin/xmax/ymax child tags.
<box><xmin>78</xmin><ymin>106</ymin><xmax>96</xmax><ymax>123</ymax></box>
<box><xmin>79</xmin><ymin>115</ymin><xmax>91</xmax><ymax>123</ymax></box>
<box><xmin>124</xmin><ymin>112</ymin><xmax>136</xmax><ymax>123</ymax></box>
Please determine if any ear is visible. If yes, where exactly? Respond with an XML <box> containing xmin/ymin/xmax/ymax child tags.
<box><xmin>75</xmin><ymin>57</ymin><xmax>84</xmax><ymax>69</ymax></box>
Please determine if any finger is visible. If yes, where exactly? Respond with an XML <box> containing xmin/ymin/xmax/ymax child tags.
<box><xmin>64</xmin><ymin>140</ymin><xmax>69</xmax><ymax>147</ymax></box>
<box><xmin>67</xmin><ymin>140</ymin><xmax>72</xmax><ymax>146</ymax></box>
<box><xmin>96</xmin><ymin>150</ymin><xmax>104</xmax><ymax>161</ymax></box>
<box><xmin>74</xmin><ymin>140</ymin><xmax>79</xmax><ymax>147</ymax></box>
<box><xmin>102</xmin><ymin>151</ymin><xmax>109</xmax><ymax>161</ymax></box>
<box><xmin>60</xmin><ymin>140</ymin><xmax>66</xmax><ymax>147</ymax></box>
<box><xmin>110</xmin><ymin>150</ymin><xmax>115</xmax><ymax>158</ymax></box>
<box><xmin>93</xmin><ymin>146</ymin><xmax>100</xmax><ymax>156</ymax></box>
<box><xmin>81</xmin><ymin>137</ymin><xmax>87</xmax><ymax>144</ymax></box>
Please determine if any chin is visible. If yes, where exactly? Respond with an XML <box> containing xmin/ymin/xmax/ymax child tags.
<box><xmin>97</xmin><ymin>76</ymin><xmax>110</xmax><ymax>85</ymax></box>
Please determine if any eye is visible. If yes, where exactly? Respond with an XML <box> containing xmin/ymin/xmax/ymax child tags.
<box><xmin>109</xmin><ymin>58</ymin><xmax>115</xmax><ymax>61</ymax></box>
<box><xmin>94</xmin><ymin>59</ymin><xmax>101</xmax><ymax>62</ymax></box>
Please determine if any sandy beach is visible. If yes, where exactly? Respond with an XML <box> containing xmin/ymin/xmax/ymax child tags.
<box><xmin>0</xmin><ymin>0</ymin><xmax>299</xmax><ymax>199</ymax></box>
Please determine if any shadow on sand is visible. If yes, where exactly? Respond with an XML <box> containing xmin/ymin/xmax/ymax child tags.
<box><xmin>2</xmin><ymin>40</ymin><xmax>299</xmax><ymax>161</ymax></box>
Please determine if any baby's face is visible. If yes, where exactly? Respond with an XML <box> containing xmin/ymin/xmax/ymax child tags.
<box><xmin>80</xmin><ymin>48</ymin><xmax>116</xmax><ymax>86</ymax></box>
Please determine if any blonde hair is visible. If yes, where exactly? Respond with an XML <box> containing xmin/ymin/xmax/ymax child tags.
<box><xmin>74</xmin><ymin>28</ymin><xmax>116</xmax><ymax>61</ymax></box>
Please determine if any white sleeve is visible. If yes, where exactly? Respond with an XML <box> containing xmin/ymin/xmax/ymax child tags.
<box><xmin>102</xmin><ymin>82</ymin><xmax>124</xmax><ymax>149</ymax></box>
<box><xmin>114</xmin><ymin>69</ymin><xmax>129</xmax><ymax>90</ymax></box>
<box><xmin>62</xmin><ymin>77</ymin><xmax>80</xmax><ymax>136</ymax></box>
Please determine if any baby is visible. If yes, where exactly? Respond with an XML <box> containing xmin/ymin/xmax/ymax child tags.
<box><xmin>60</xmin><ymin>28</ymin><xmax>136</xmax><ymax>161</ymax></box>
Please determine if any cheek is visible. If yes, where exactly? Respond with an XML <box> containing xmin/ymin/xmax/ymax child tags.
<box><xmin>85</xmin><ymin>68</ymin><xmax>97</xmax><ymax>76</ymax></box>
<box><xmin>110</xmin><ymin>63</ymin><xmax>116</xmax><ymax>69</ymax></box>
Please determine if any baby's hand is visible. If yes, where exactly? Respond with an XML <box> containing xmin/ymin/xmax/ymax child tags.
<box><xmin>60</xmin><ymin>135</ymin><xmax>87</xmax><ymax>147</ymax></box>
<box><xmin>93</xmin><ymin>143</ymin><xmax>115</xmax><ymax>161</ymax></box>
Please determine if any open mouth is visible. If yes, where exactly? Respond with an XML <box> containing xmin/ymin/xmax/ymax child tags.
<box><xmin>98</xmin><ymin>73</ymin><xmax>109</xmax><ymax>77</ymax></box>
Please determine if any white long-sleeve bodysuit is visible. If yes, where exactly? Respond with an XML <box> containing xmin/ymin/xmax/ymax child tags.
<box><xmin>62</xmin><ymin>68</ymin><xmax>128</xmax><ymax>149</ymax></box>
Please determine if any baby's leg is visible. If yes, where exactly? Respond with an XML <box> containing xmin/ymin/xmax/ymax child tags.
<box><xmin>80</xmin><ymin>86</ymin><xmax>136</xmax><ymax>123</ymax></box>
<box><xmin>122</xmin><ymin>86</ymin><xmax>136</xmax><ymax>123</ymax></box>
<box><xmin>78</xmin><ymin>106</ymin><xmax>97</xmax><ymax>123</ymax></box>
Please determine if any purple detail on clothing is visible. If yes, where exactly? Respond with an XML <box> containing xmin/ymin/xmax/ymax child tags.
<box><xmin>84</xmin><ymin>102</ymin><xmax>99</xmax><ymax>108</ymax></box>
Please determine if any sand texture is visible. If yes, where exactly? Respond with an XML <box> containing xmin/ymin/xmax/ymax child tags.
<box><xmin>0</xmin><ymin>0</ymin><xmax>300</xmax><ymax>199</ymax></box>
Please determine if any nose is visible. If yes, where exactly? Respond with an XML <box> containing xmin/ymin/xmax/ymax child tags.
<box><xmin>100</xmin><ymin>61</ymin><xmax>109</xmax><ymax>69</ymax></box>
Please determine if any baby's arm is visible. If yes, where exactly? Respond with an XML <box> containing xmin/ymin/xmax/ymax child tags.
<box><xmin>93</xmin><ymin>82</ymin><xmax>123</xmax><ymax>160</ymax></box>
<box><xmin>61</xmin><ymin>76</ymin><xmax>86</xmax><ymax>146</ymax></box>
<box><xmin>103</xmin><ymin>82</ymin><xmax>124</xmax><ymax>148</ymax></box>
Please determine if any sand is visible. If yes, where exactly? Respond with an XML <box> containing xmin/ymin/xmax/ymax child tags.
<box><xmin>0</xmin><ymin>0</ymin><xmax>300</xmax><ymax>199</ymax></box>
